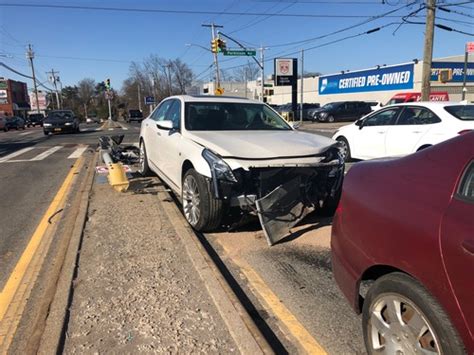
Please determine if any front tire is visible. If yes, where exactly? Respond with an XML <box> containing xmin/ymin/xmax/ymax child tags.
<box><xmin>138</xmin><ymin>140</ymin><xmax>151</xmax><ymax>176</ymax></box>
<box><xmin>327</xmin><ymin>115</ymin><xmax>335</xmax><ymax>123</ymax></box>
<box><xmin>363</xmin><ymin>272</ymin><xmax>464</xmax><ymax>355</ymax></box>
<box><xmin>182</xmin><ymin>169</ymin><xmax>223</xmax><ymax>232</ymax></box>
<box><xmin>336</xmin><ymin>136</ymin><xmax>352</xmax><ymax>162</ymax></box>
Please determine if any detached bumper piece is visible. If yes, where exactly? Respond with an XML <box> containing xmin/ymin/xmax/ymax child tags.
<box><xmin>253</xmin><ymin>164</ymin><xmax>343</xmax><ymax>246</ymax></box>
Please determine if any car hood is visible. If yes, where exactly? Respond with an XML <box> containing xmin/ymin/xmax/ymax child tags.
<box><xmin>185</xmin><ymin>130</ymin><xmax>337</xmax><ymax>159</ymax></box>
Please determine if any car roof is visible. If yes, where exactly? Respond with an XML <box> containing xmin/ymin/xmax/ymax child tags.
<box><xmin>384</xmin><ymin>101</ymin><xmax>472</xmax><ymax>109</ymax></box>
<box><xmin>165</xmin><ymin>95</ymin><xmax>261</xmax><ymax>104</ymax></box>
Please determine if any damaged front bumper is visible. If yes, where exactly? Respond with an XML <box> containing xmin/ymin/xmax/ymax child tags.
<box><xmin>210</xmin><ymin>145</ymin><xmax>344</xmax><ymax>245</ymax></box>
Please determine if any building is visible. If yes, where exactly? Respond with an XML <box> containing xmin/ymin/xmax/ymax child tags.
<box><xmin>268</xmin><ymin>55</ymin><xmax>473</xmax><ymax>106</ymax></box>
<box><xmin>201</xmin><ymin>55</ymin><xmax>473</xmax><ymax>106</ymax></box>
<box><xmin>0</xmin><ymin>78</ymin><xmax>30</xmax><ymax>118</ymax></box>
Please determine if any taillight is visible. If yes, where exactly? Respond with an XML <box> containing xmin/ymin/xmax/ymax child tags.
<box><xmin>458</xmin><ymin>129</ymin><xmax>472</xmax><ymax>135</ymax></box>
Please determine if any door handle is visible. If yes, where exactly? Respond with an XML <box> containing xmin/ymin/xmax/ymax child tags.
<box><xmin>462</xmin><ymin>240</ymin><xmax>474</xmax><ymax>255</ymax></box>
<box><xmin>377</xmin><ymin>131</ymin><xmax>385</xmax><ymax>134</ymax></box>
<box><xmin>156</xmin><ymin>132</ymin><xmax>161</xmax><ymax>136</ymax></box>
<box><xmin>412</xmin><ymin>131</ymin><xmax>422</xmax><ymax>134</ymax></box>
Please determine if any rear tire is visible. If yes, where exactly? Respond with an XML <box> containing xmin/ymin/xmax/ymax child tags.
<box><xmin>327</xmin><ymin>115</ymin><xmax>335</xmax><ymax>123</ymax></box>
<box><xmin>182</xmin><ymin>169</ymin><xmax>223</xmax><ymax>232</ymax></box>
<box><xmin>363</xmin><ymin>273</ymin><xmax>465</xmax><ymax>355</ymax></box>
<box><xmin>138</xmin><ymin>140</ymin><xmax>151</xmax><ymax>176</ymax></box>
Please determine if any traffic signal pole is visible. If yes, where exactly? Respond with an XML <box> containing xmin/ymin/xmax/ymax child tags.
<box><xmin>202</xmin><ymin>23</ymin><xmax>223</xmax><ymax>93</ymax></box>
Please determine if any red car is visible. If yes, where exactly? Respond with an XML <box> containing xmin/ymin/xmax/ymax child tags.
<box><xmin>332</xmin><ymin>132</ymin><xmax>473</xmax><ymax>354</ymax></box>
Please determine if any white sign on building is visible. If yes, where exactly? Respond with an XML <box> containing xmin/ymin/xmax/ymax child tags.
<box><xmin>29</xmin><ymin>91</ymin><xmax>48</xmax><ymax>110</ymax></box>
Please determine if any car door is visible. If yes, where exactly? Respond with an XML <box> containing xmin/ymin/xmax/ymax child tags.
<box><xmin>156</xmin><ymin>99</ymin><xmax>183</xmax><ymax>189</ymax></box>
<box><xmin>440</xmin><ymin>161</ymin><xmax>474</xmax><ymax>338</ymax></box>
<box><xmin>352</xmin><ymin>107</ymin><xmax>401</xmax><ymax>160</ymax></box>
<box><xmin>144</xmin><ymin>99</ymin><xmax>174</xmax><ymax>167</ymax></box>
<box><xmin>385</xmin><ymin>106</ymin><xmax>441</xmax><ymax>156</ymax></box>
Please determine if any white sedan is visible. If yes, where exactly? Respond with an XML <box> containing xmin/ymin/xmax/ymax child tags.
<box><xmin>332</xmin><ymin>102</ymin><xmax>474</xmax><ymax>161</ymax></box>
<box><xmin>139</xmin><ymin>95</ymin><xmax>344</xmax><ymax>244</ymax></box>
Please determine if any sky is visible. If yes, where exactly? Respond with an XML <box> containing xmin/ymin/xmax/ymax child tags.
<box><xmin>0</xmin><ymin>0</ymin><xmax>473</xmax><ymax>93</ymax></box>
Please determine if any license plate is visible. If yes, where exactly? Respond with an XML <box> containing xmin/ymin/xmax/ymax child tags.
<box><xmin>54</xmin><ymin>128</ymin><xmax>62</xmax><ymax>132</ymax></box>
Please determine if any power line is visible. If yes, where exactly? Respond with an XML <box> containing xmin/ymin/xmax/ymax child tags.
<box><xmin>0</xmin><ymin>3</ymin><xmax>421</xmax><ymax>18</ymax></box>
<box><xmin>0</xmin><ymin>62</ymin><xmax>54</xmax><ymax>91</ymax></box>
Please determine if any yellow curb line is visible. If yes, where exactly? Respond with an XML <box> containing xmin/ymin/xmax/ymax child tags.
<box><xmin>0</xmin><ymin>158</ymin><xmax>84</xmax><ymax>324</ymax></box>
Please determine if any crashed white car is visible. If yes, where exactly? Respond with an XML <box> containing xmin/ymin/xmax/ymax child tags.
<box><xmin>139</xmin><ymin>95</ymin><xmax>343</xmax><ymax>244</ymax></box>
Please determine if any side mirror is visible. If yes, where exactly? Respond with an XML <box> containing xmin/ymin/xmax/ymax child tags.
<box><xmin>156</xmin><ymin>120</ymin><xmax>174</xmax><ymax>130</ymax></box>
<box><xmin>355</xmin><ymin>120</ymin><xmax>363</xmax><ymax>129</ymax></box>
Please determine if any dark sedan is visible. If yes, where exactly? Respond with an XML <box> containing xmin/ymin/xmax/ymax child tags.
<box><xmin>332</xmin><ymin>132</ymin><xmax>474</xmax><ymax>354</ymax></box>
<box><xmin>4</xmin><ymin>116</ymin><xmax>26</xmax><ymax>131</ymax></box>
<box><xmin>43</xmin><ymin>110</ymin><xmax>80</xmax><ymax>135</ymax></box>
<box><xmin>312</xmin><ymin>101</ymin><xmax>372</xmax><ymax>122</ymax></box>
<box><xmin>27</xmin><ymin>113</ymin><xmax>45</xmax><ymax>127</ymax></box>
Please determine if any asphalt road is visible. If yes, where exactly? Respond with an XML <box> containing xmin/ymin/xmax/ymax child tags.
<box><xmin>0</xmin><ymin>121</ymin><xmax>141</xmax><ymax>289</ymax></box>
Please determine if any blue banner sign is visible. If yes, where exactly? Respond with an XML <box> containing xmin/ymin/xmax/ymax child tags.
<box><xmin>145</xmin><ymin>96</ymin><xmax>155</xmax><ymax>105</ymax></box>
<box><xmin>319</xmin><ymin>63</ymin><xmax>414</xmax><ymax>95</ymax></box>
<box><xmin>431</xmin><ymin>62</ymin><xmax>474</xmax><ymax>82</ymax></box>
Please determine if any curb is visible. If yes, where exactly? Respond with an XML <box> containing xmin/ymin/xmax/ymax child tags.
<box><xmin>37</xmin><ymin>152</ymin><xmax>98</xmax><ymax>354</ymax></box>
<box><xmin>158</xmin><ymin>188</ymin><xmax>272</xmax><ymax>355</ymax></box>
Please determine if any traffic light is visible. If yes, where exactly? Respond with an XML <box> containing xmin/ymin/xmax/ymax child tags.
<box><xmin>217</xmin><ymin>38</ymin><xmax>226</xmax><ymax>53</ymax></box>
<box><xmin>105</xmin><ymin>78</ymin><xmax>111</xmax><ymax>90</ymax></box>
<box><xmin>211</xmin><ymin>39</ymin><xmax>218</xmax><ymax>53</ymax></box>
<box><xmin>438</xmin><ymin>69</ymin><xmax>452</xmax><ymax>83</ymax></box>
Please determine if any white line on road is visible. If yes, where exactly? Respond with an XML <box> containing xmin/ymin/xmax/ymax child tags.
<box><xmin>30</xmin><ymin>146</ymin><xmax>63</xmax><ymax>161</ymax></box>
<box><xmin>67</xmin><ymin>146</ymin><xmax>88</xmax><ymax>159</ymax></box>
<box><xmin>0</xmin><ymin>147</ymin><xmax>35</xmax><ymax>163</ymax></box>
<box><xmin>108</xmin><ymin>128</ymin><xmax>114</xmax><ymax>131</ymax></box>
<box><xmin>19</xmin><ymin>131</ymin><xmax>36</xmax><ymax>136</ymax></box>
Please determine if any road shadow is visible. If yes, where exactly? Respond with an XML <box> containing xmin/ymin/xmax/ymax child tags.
<box><xmin>127</xmin><ymin>175</ymin><xmax>166</xmax><ymax>196</ymax></box>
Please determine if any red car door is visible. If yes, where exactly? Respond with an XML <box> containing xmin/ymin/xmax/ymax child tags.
<box><xmin>440</xmin><ymin>161</ymin><xmax>474</xmax><ymax>342</ymax></box>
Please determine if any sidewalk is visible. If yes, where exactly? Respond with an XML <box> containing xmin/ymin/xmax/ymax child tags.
<box><xmin>63</xmin><ymin>176</ymin><xmax>238</xmax><ymax>353</ymax></box>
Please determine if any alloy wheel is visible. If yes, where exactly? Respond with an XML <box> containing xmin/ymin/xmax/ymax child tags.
<box><xmin>138</xmin><ymin>143</ymin><xmax>146</xmax><ymax>174</ymax></box>
<box><xmin>367</xmin><ymin>293</ymin><xmax>440</xmax><ymax>354</ymax></box>
<box><xmin>182</xmin><ymin>175</ymin><xmax>201</xmax><ymax>227</ymax></box>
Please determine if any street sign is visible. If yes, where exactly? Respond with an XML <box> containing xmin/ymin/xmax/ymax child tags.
<box><xmin>223</xmin><ymin>49</ymin><xmax>256</xmax><ymax>56</ymax></box>
<box><xmin>104</xmin><ymin>91</ymin><xmax>114</xmax><ymax>100</ymax></box>
<box><xmin>145</xmin><ymin>96</ymin><xmax>155</xmax><ymax>105</ymax></box>
<box><xmin>274</xmin><ymin>58</ymin><xmax>297</xmax><ymax>86</ymax></box>
<box><xmin>467</xmin><ymin>42</ymin><xmax>474</xmax><ymax>53</ymax></box>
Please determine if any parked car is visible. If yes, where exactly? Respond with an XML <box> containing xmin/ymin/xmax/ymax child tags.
<box><xmin>139</xmin><ymin>95</ymin><xmax>344</xmax><ymax>242</ymax></box>
<box><xmin>386</xmin><ymin>91</ymin><xmax>449</xmax><ymax>105</ymax></box>
<box><xmin>311</xmin><ymin>101</ymin><xmax>373</xmax><ymax>122</ymax></box>
<box><xmin>28</xmin><ymin>113</ymin><xmax>44</xmax><ymax>127</ymax></box>
<box><xmin>86</xmin><ymin>114</ymin><xmax>100</xmax><ymax>124</ymax></box>
<box><xmin>332</xmin><ymin>132</ymin><xmax>474</xmax><ymax>354</ymax></box>
<box><xmin>4</xmin><ymin>116</ymin><xmax>26</xmax><ymax>131</ymax></box>
<box><xmin>43</xmin><ymin>110</ymin><xmax>80</xmax><ymax>135</ymax></box>
<box><xmin>126</xmin><ymin>109</ymin><xmax>144</xmax><ymax>123</ymax></box>
<box><xmin>333</xmin><ymin>102</ymin><xmax>474</xmax><ymax>161</ymax></box>
<box><xmin>0</xmin><ymin>115</ymin><xmax>7</xmax><ymax>131</ymax></box>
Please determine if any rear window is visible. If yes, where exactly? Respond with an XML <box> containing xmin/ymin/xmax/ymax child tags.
<box><xmin>129</xmin><ymin>110</ymin><xmax>143</xmax><ymax>118</ymax></box>
<box><xmin>444</xmin><ymin>105</ymin><xmax>474</xmax><ymax>121</ymax></box>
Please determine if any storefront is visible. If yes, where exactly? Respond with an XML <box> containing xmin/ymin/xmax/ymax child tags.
<box><xmin>0</xmin><ymin>78</ymin><xmax>30</xmax><ymax>118</ymax></box>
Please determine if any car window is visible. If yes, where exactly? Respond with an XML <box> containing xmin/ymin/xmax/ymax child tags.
<box><xmin>151</xmin><ymin>100</ymin><xmax>173</xmax><ymax>121</ymax></box>
<box><xmin>363</xmin><ymin>108</ymin><xmax>400</xmax><ymax>127</ymax></box>
<box><xmin>185</xmin><ymin>102</ymin><xmax>291</xmax><ymax>131</ymax></box>
<box><xmin>458</xmin><ymin>162</ymin><xmax>474</xmax><ymax>202</ymax></box>
<box><xmin>397</xmin><ymin>107</ymin><xmax>441</xmax><ymax>125</ymax></box>
<box><xmin>346</xmin><ymin>103</ymin><xmax>356</xmax><ymax>110</ymax></box>
<box><xmin>166</xmin><ymin>100</ymin><xmax>181</xmax><ymax>129</ymax></box>
<box><xmin>444</xmin><ymin>105</ymin><xmax>474</xmax><ymax>121</ymax></box>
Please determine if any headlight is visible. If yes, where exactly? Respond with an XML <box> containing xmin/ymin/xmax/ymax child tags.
<box><xmin>319</xmin><ymin>112</ymin><xmax>328</xmax><ymax>117</ymax></box>
<box><xmin>43</xmin><ymin>123</ymin><xmax>52</xmax><ymax>127</ymax></box>
<box><xmin>64</xmin><ymin>122</ymin><xmax>73</xmax><ymax>126</ymax></box>
<box><xmin>202</xmin><ymin>149</ymin><xmax>237</xmax><ymax>183</ymax></box>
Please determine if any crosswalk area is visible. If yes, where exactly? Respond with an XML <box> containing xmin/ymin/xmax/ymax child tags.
<box><xmin>0</xmin><ymin>144</ymin><xmax>89</xmax><ymax>163</ymax></box>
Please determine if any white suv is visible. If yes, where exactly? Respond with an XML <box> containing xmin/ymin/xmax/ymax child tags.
<box><xmin>139</xmin><ymin>95</ymin><xmax>343</xmax><ymax>244</ymax></box>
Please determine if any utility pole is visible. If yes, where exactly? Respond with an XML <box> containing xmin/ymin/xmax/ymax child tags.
<box><xmin>421</xmin><ymin>0</ymin><xmax>436</xmax><ymax>101</ymax></box>
<box><xmin>462</xmin><ymin>43</ymin><xmax>469</xmax><ymax>101</ymax></box>
<box><xmin>202</xmin><ymin>23</ymin><xmax>223</xmax><ymax>94</ymax></box>
<box><xmin>46</xmin><ymin>69</ymin><xmax>61</xmax><ymax>109</ymax></box>
<box><xmin>300</xmin><ymin>49</ymin><xmax>304</xmax><ymax>122</ymax></box>
<box><xmin>260</xmin><ymin>46</ymin><xmax>265</xmax><ymax>102</ymax></box>
<box><xmin>138</xmin><ymin>83</ymin><xmax>142</xmax><ymax>111</ymax></box>
<box><xmin>26</xmin><ymin>44</ymin><xmax>40</xmax><ymax>114</ymax></box>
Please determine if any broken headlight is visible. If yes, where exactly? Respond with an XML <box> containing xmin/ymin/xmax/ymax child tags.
<box><xmin>202</xmin><ymin>149</ymin><xmax>237</xmax><ymax>183</ymax></box>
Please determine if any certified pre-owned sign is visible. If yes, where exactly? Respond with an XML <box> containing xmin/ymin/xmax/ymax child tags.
<box><xmin>318</xmin><ymin>63</ymin><xmax>414</xmax><ymax>95</ymax></box>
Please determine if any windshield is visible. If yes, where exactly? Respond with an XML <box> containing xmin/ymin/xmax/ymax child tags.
<box><xmin>48</xmin><ymin>111</ymin><xmax>73</xmax><ymax>120</ymax></box>
<box><xmin>322</xmin><ymin>103</ymin><xmax>337</xmax><ymax>110</ymax></box>
<box><xmin>444</xmin><ymin>105</ymin><xmax>474</xmax><ymax>121</ymax></box>
<box><xmin>185</xmin><ymin>102</ymin><xmax>291</xmax><ymax>131</ymax></box>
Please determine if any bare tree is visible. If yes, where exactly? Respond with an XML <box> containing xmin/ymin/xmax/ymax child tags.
<box><xmin>77</xmin><ymin>78</ymin><xmax>95</xmax><ymax>117</ymax></box>
<box><xmin>170</xmin><ymin>58</ymin><xmax>193</xmax><ymax>94</ymax></box>
<box><xmin>232</xmin><ymin>62</ymin><xmax>259</xmax><ymax>82</ymax></box>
